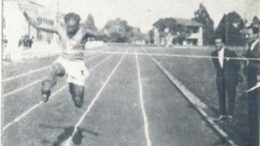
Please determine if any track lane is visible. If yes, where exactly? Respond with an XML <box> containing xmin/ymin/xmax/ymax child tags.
<box><xmin>2</xmin><ymin>53</ymin><xmax>113</xmax><ymax>130</ymax></box>
<box><xmin>63</xmin><ymin>51</ymin><xmax>127</xmax><ymax>146</ymax></box>
<box><xmin>2</xmin><ymin>46</ymin><xmax>235</xmax><ymax>146</ymax></box>
<box><xmin>2</xmin><ymin>51</ymin><xmax>100</xmax><ymax>79</ymax></box>
<box><xmin>77</xmin><ymin>55</ymin><xmax>146</xmax><ymax>146</ymax></box>
<box><xmin>2</xmin><ymin>54</ymin><xmax>122</xmax><ymax>146</ymax></box>
<box><xmin>2</xmin><ymin>52</ymin><xmax>101</xmax><ymax>95</ymax></box>
<box><xmin>138</xmin><ymin>55</ymin><xmax>227</xmax><ymax>146</ymax></box>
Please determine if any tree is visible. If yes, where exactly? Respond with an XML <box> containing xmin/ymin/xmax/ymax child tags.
<box><xmin>102</xmin><ymin>18</ymin><xmax>131</xmax><ymax>42</ymax></box>
<box><xmin>153</xmin><ymin>18</ymin><xmax>177</xmax><ymax>33</ymax></box>
<box><xmin>128</xmin><ymin>27</ymin><xmax>145</xmax><ymax>43</ymax></box>
<box><xmin>193</xmin><ymin>4</ymin><xmax>214</xmax><ymax>45</ymax></box>
<box><xmin>215</xmin><ymin>11</ymin><xmax>246</xmax><ymax>46</ymax></box>
<box><xmin>102</xmin><ymin>18</ymin><xmax>144</xmax><ymax>43</ymax></box>
<box><xmin>83</xmin><ymin>14</ymin><xmax>97</xmax><ymax>31</ymax></box>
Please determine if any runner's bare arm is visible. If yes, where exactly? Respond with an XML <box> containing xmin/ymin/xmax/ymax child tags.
<box><xmin>23</xmin><ymin>11</ymin><xmax>59</xmax><ymax>34</ymax></box>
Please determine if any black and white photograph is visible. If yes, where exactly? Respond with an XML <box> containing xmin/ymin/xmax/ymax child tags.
<box><xmin>1</xmin><ymin>0</ymin><xmax>259</xmax><ymax>145</ymax></box>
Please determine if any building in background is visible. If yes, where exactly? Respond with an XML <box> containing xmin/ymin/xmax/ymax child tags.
<box><xmin>175</xmin><ymin>18</ymin><xmax>203</xmax><ymax>46</ymax></box>
<box><xmin>152</xmin><ymin>18</ymin><xmax>203</xmax><ymax>46</ymax></box>
<box><xmin>3</xmin><ymin>0</ymin><xmax>61</xmax><ymax>61</ymax></box>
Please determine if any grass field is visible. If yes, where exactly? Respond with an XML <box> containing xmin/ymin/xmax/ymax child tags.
<box><xmin>2</xmin><ymin>45</ymin><xmax>253</xmax><ymax>146</ymax></box>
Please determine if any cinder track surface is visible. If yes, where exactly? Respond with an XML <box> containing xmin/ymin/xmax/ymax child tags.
<box><xmin>2</xmin><ymin>46</ymin><xmax>235</xmax><ymax>146</ymax></box>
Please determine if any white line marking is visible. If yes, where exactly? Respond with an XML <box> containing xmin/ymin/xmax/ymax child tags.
<box><xmin>135</xmin><ymin>51</ymin><xmax>152</xmax><ymax>146</ymax></box>
<box><xmin>89</xmin><ymin>55</ymin><xmax>113</xmax><ymax>72</ymax></box>
<box><xmin>3</xmin><ymin>78</ymin><xmax>46</xmax><ymax>98</ymax></box>
<box><xmin>2</xmin><ymin>86</ymin><xmax>66</xmax><ymax>131</ymax></box>
<box><xmin>84</xmin><ymin>50</ymin><xmax>260</xmax><ymax>61</ymax></box>
<box><xmin>3</xmin><ymin>66</ymin><xmax>50</xmax><ymax>83</ymax></box>
<box><xmin>63</xmin><ymin>51</ymin><xmax>127</xmax><ymax>146</ymax></box>
<box><xmin>2</xmin><ymin>54</ymin><xmax>114</xmax><ymax>132</ymax></box>
<box><xmin>246</xmin><ymin>82</ymin><xmax>260</xmax><ymax>93</ymax></box>
<box><xmin>148</xmin><ymin>54</ymin><xmax>238</xmax><ymax>146</ymax></box>
<box><xmin>3</xmin><ymin>53</ymin><xmax>102</xmax><ymax>98</ymax></box>
<box><xmin>2</xmin><ymin>51</ymin><xmax>98</xmax><ymax>83</ymax></box>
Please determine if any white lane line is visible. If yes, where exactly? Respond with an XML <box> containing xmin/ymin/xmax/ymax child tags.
<box><xmin>135</xmin><ymin>51</ymin><xmax>152</xmax><ymax>146</ymax></box>
<box><xmin>89</xmin><ymin>55</ymin><xmax>113</xmax><ymax>72</ymax></box>
<box><xmin>148</xmin><ymin>54</ymin><xmax>238</xmax><ymax>146</ymax></box>
<box><xmin>3</xmin><ymin>53</ymin><xmax>102</xmax><ymax>98</ymax></box>
<box><xmin>2</xmin><ymin>54</ymin><xmax>114</xmax><ymax>133</ymax></box>
<box><xmin>2</xmin><ymin>86</ymin><xmax>66</xmax><ymax>131</ymax></box>
<box><xmin>63</xmin><ymin>51</ymin><xmax>127</xmax><ymax>146</ymax></box>
<box><xmin>3</xmin><ymin>78</ymin><xmax>46</xmax><ymax>98</ymax></box>
<box><xmin>3</xmin><ymin>66</ymin><xmax>50</xmax><ymax>83</ymax></box>
<box><xmin>2</xmin><ymin>51</ymin><xmax>97</xmax><ymax>83</ymax></box>
<box><xmin>84</xmin><ymin>50</ymin><xmax>259</xmax><ymax>61</ymax></box>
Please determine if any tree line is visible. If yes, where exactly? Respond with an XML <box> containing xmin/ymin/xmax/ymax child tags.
<box><xmin>82</xmin><ymin>4</ymin><xmax>259</xmax><ymax>46</ymax></box>
<box><xmin>82</xmin><ymin>14</ymin><xmax>145</xmax><ymax>43</ymax></box>
<box><xmin>151</xmin><ymin>4</ymin><xmax>259</xmax><ymax>46</ymax></box>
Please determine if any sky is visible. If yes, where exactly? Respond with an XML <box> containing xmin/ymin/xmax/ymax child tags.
<box><xmin>37</xmin><ymin>0</ymin><xmax>259</xmax><ymax>32</ymax></box>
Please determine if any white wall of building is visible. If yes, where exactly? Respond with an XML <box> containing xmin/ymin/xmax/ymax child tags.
<box><xmin>187</xmin><ymin>26</ymin><xmax>203</xmax><ymax>46</ymax></box>
<box><xmin>198</xmin><ymin>27</ymin><xmax>203</xmax><ymax>46</ymax></box>
<box><xmin>153</xmin><ymin>25</ymin><xmax>203</xmax><ymax>46</ymax></box>
<box><xmin>3</xmin><ymin>1</ymin><xmax>60</xmax><ymax>62</ymax></box>
<box><xmin>3</xmin><ymin>1</ymin><xmax>29</xmax><ymax>61</ymax></box>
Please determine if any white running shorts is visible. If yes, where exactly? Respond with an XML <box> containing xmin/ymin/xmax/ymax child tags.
<box><xmin>53</xmin><ymin>57</ymin><xmax>89</xmax><ymax>86</ymax></box>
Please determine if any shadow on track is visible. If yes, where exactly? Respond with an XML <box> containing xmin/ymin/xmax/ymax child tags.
<box><xmin>39</xmin><ymin>124</ymin><xmax>99</xmax><ymax>146</ymax></box>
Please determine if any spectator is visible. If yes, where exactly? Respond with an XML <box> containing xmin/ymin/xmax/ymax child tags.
<box><xmin>24</xmin><ymin>35</ymin><xmax>30</xmax><ymax>48</ymax></box>
<box><xmin>18</xmin><ymin>35</ymin><xmax>24</xmax><ymax>47</ymax></box>
<box><xmin>245</xmin><ymin>23</ymin><xmax>259</xmax><ymax>146</ymax></box>
<box><xmin>211</xmin><ymin>38</ymin><xmax>242</xmax><ymax>123</ymax></box>
<box><xmin>28</xmin><ymin>36</ymin><xmax>33</xmax><ymax>48</ymax></box>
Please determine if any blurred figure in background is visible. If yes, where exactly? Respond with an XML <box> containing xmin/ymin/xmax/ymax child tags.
<box><xmin>28</xmin><ymin>36</ymin><xmax>34</xmax><ymax>48</ymax></box>
<box><xmin>211</xmin><ymin>38</ymin><xmax>242</xmax><ymax>123</ymax></box>
<box><xmin>18</xmin><ymin>35</ymin><xmax>24</xmax><ymax>47</ymax></box>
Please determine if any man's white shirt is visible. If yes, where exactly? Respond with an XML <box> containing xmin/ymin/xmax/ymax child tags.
<box><xmin>248</xmin><ymin>39</ymin><xmax>260</xmax><ymax>91</ymax></box>
<box><xmin>250</xmin><ymin>39</ymin><xmax>259</xmax><ymax>51</ymax></box>
<box><xmin>218</xmin><ymin>47</ymin><xmax>225</xmax><ymax>69</ymax></box>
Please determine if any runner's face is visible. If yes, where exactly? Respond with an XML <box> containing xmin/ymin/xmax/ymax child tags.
<box><xmin>66</xmin><ymin>19</ymin><xmax>79</xmax><ymax>34</ymax></box>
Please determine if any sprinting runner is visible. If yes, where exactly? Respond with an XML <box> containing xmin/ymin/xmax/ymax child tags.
<box><xmin>19</xmin><ymin>2</ymin><xmax>100</xmax><ymax>108</ymax></box>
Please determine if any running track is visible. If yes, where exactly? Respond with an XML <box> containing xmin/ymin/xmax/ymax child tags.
<box><xmin>2</xmin><ymin>46</ymin><xmax>230</xmax><ymax>146</ymax></box>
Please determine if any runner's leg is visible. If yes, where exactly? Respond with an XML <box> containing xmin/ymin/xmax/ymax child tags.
<box><xmin>69</xmin><ymin>83</ymin><xmax>85</xmax><ymax>108</ymax></box>
<box><xmin>41</xmin><ymin>63</ymin><xmax>65</xmax><ymax>102</ymax></box>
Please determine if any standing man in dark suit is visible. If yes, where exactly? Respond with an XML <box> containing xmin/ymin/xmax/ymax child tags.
<box><xmin>245</xmin><ymin>24</ymin><xmax>259</xmax><ymax>146</ymax></box>
<box><xmin>212</xmin><ymin>38</ymin><xmax>242</xmax><ymax>122</ymax></box>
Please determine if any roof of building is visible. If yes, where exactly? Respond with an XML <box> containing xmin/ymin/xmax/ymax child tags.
<box><xmin>175</xmin><ymin>18</ymin><xmax>203</xmax><ymax>27</ymax></box>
